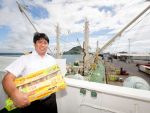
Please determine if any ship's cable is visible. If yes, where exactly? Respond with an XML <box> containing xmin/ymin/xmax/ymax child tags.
<box><xmin>21</xmin><ymin>13</ymin><xmax>33</xmax><ymax>39</ymax></box>
<box><xmin>123</xmin><ymin>11</ymin><xmax>150</xmax><ymax>52</ymax></box>
<box><xmin>90</xmin><ymin>0</ymin><xmax>146</xmax><ymax>26</ymax></box>
<box><xmin>23</xmin><ymin>6</ymin><xmax>79</xmax><ymax>47</ymax></box>
<box><xmin>31</xmin><ymin>22</ymin><xmax>56</xmax><ymax>38</ymax></box>
<box><xmin>78</xmin><ymin>92</ymin><xmax>85</xmax><ymax>113</ymax></box>
<box><xmin>44</xmin><ymin>0</ymin><xmax>108</xmax><ymax>5</ymax></box>
<box><xmin>131</xmin><ymin>12</ymin><xmax>150</xmax><ymax>43</ymax></box>
<box><xmin>113</xmin><ymin>36</ymin><xmax>121</xmax><ymax>53</ymax></box>
<box><xmin>103</xmin><ymin>10</ymin><xmax>150</xmax><ymax>53</ymax></box>
<box><xmin>27</xmin><ymin>8</ymin><xmax>56</xmax><ymax>27</ymax></box>
<box><xmin>115</xmin><ymin>0</ymin><xmax>145</xmax><ymax>15</ymax></box>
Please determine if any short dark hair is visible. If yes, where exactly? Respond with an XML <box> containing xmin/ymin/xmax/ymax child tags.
<box><xmin>33</xmin><ymin>32</ymin><xmax>49</xmax><ymax>44</ymax></box>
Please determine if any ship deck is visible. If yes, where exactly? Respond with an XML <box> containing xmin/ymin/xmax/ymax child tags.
<box><xmin>88</xmin><ymin>61</ymin><xmax>105</xmax><ymax>83</ymax></box>
<box><xmin>65</xmin><ymin>60</ymin><xmax>105</xmax><ymax>83</ymax></box>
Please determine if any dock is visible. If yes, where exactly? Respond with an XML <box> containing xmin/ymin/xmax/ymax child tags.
<box><xmin>105</xmin><ymin>57</ymin><xmax>150</xmax><ymax>86</ymax></box>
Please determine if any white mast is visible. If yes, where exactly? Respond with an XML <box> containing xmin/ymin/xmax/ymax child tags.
<box><xmin>56</xmin><ymin>23</ymin><xmax>61</xmax><ymax>59</ymax></box>
<box><xmin>84</xmin><ymin>19</ymin><xmax>89</xmax><ymax>61</ymax></box>
<box><xmin>60</xmin><ymin>30</ymin><xmax>70</xmax><ymax>58</ymax></box>
<box><xmin>97</xmin><ymin>41</ymin><xmax>99</xmax><ymax>52</ymax></box>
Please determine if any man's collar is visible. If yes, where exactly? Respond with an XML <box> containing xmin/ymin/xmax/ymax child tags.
<box><xmin>32</xmin><ymin>51</ymin><xmax>48</xmax><ymax>57</ymax></box>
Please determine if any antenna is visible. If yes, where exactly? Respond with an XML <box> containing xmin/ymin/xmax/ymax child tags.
<box><xmin>16</xmin><ymin>1</ymin><xmax>55</xmax><ymax>58</ymax></box>
<box><xmin>77</xmin><ymin>38</ymin><xmax>82</xmax><ymax>48</ymax></box>
<box><xmin>60</xmin><ymin>30</ymin><xmax>70</xmax><ymax>58</ymax></box>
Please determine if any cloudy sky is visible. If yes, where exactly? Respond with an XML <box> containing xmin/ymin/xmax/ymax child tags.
<box><xmin>0</xmin><ymin>0</ymin><xmax>150</xmax><ymax>54</ymax></box>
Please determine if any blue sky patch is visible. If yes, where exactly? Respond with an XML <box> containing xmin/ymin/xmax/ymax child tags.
<box><xmin>28</xmin><ymin>6</ymin><xmax>49</xmax><ymax>19</ymax></box>
<box><xmin>99</xmin><ymin>6</ymin><xmax>113</xmax><ymax>12</ymax></box>
<box><xmin>51</xmin><ymin>32</ymin><xmax>84</xmax><ymax>46</ymax></box>
<box><xmin>75</xmin><ymin>20</ymin><xmax>84</xmax><ymax>24</ymax></box>
<box><xmin>90</xmin><ymin>29</ymin><xmax>114</xmax><ymax>38</ymax></box>
<box><xmin>47</xmin><ymin>0</ymin><xmax>52</xmax><ymax>2</ymax></box>
<box><xmin>92</xmin><ymin>6</ymin><xmax>99</xmax><ymax>9</ymax></box>
<box><xmin>0</xmin><ymin>26</ymin><xmax>10</xmax><ymax>41</ymax></box>
<box><xmin>78</xmin><ymin>7</ymin><xmax>83</xmax><ymax>11</ymax></box>
<box><xmin>0</xmin><ymin>4</ymin><xmax>2</xmax><ymax>9</ymax></box>
<box><xmin>98</xmin><ymin>6</ymin><xmax>116</xmax><ymax>16</ymax></box>
<box><xmin>49</xmin><ymin>29</ymin><xmax>114</xmax><ymax>45</ymax></box>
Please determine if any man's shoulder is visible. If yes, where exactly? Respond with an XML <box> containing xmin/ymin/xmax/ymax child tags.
<box><xmin>24</xmin><ymin>51</ymin><xmax>32</xmax><ymax>55</ymax></box>
<box><xmin>20</xmin><ymin>52</ymin><xmax>33</xmax><ymax>60</ymax></box>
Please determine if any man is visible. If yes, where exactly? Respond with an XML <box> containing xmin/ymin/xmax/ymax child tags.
<box><xmin>2</xmin><ymin>32</ymin><xmax>58</xmax><ymax>113</ymax></box>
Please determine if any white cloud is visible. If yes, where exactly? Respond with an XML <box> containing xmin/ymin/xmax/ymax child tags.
<box><xmin>0</xmin><ymin>0</ymin><xmax>150</xmax><ymax>54</ymax></box>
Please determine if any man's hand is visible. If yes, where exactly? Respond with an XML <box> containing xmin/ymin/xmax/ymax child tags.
<box><xmin>2</xmin><ymin>72</ymin><xmax>35</xmax><ymax>108</ymax></box>
<box><xmin>11</xmin><ymin>90</ymin><xmax>35</xmax><ymax>108</ymax></box>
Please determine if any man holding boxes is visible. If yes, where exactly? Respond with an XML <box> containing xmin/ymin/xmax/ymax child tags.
<box><xmin>2</xmin><ymin>32</ymin><xmax>58</xmax><ymax>113</ymax></box>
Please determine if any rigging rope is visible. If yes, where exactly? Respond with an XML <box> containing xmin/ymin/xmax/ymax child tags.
<box><xmin>20</xmin><ymin>6</ymin><xmax>80</xmax><ymax>48</ymax></box>
<box><xmin>89</xmin><ymin>0</ymin><xmax>146</xmax><ymax>26</ymax></box>
<box><xmin>123</xmin><ymin>11</ymin><xmax>150</xmax><ymax>52</ymax></box>
<box><xmin>13</xmin><ymin>1</ymin><xmax>150</xmax><ymax>55</ymax></box>
<box><xmin>21</xmin><ymin>13</ymin><xmax>33</xmax><ymax>40</ymax></box>
<box><xmin>113</xmin><ymin>36</ymin><xmax>122</xmax><ymax>53</ymax></box>
<box><xmin>130</xmin><ymin>13</ymin><xmax>150</xmax><ymax>44</ymax></box>
<box><xmin>115</xmin><ymin>0</ymin><xmax>145</xmax><ymax>15</ymax></box>
<box><xmin>27</xmin><ymin>8</ymin><xmax>56</xmax><ymax>28</ymax></box>
<box><xmin>103</xmin><ymin>10</ymin><xmax>150</xmax><ymax>53</ymax></box>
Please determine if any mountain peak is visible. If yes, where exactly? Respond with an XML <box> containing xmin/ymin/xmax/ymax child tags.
<box><xmin>63</xmin><ymin>46</ymin><xmax>83</xmax><ymax>54</ymax></box>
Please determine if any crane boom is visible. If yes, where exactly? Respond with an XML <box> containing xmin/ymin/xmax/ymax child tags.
<box><xmin>16</xmin><ymin>1</ymin><xmax>56</xmax><ymax>58</ymax></box>
<box><xmin>86</xmin><ymin>5</ymin><xmax>150</xmax><ymax>63</ymax></box>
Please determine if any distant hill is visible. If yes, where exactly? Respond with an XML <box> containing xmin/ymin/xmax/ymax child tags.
<box><xmin>63</xmin><ymin>46</ymin><xmax>83</xmax><ymax>54</ymax></box>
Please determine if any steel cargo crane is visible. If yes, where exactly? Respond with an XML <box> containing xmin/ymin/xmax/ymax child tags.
<box><xmin>86</xmin><ymin>5</ymin><xmax>150</xmax><ymax>63</ymax></box>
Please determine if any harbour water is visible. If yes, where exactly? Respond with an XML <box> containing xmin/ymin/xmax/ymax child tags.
<box><xmin>0</xmin><ymin>54</ymin><xmax>84</xmax><ymax>65</ymax></box>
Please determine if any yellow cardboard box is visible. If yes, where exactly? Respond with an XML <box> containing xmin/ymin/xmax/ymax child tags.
<box><xmin>5</xmin><ymin>64</ymin><xmax>67</xmax><ymax>111</ymax></box>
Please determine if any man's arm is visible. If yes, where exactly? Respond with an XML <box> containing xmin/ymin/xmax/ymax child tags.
<box><xmin>2</xmin><ymin>72</ymin><xmax>34</xmax><ymax>108</ymax></box>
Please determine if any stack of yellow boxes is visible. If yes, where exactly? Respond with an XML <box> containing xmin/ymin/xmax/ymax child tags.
<box><xmin>116</xmin><ymin>70</ymin><xmax>120</xmax><ymax>75</ymax></box>
<box><xmin>5</xmin><ymin>64</ymin><xmax>67</xmax><ymax>111</ymax></box>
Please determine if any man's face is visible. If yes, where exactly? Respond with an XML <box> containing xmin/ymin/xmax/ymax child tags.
<box><xmin>34</xmin><ymin>38</ymin><xmax>48</xmax><ymax>57</ymax></box>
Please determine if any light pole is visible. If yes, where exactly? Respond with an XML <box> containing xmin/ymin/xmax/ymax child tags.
<box><xmin>128</xmin><ymin>38</ymin><xmax>131</xmax><ymax>63</ymax></box>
